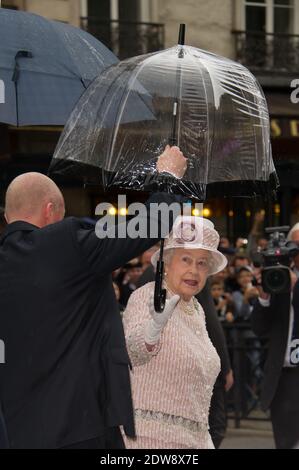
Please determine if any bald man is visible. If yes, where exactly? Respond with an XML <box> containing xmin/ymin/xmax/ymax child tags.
<box><xmin>0</xmin><ymin>147</ymin><xmax>187</xmax><ymax>449</ymax></box>
<box><xmin>4</xmin><ymin>173</ymin><xmax>65</xmax><ymax>227</ymax></box>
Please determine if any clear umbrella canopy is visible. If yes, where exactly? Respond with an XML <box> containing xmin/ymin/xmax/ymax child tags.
<box><xmin>51</xmin><ymin>44</ymin><xmax>278</xmax><ymax>200</ymax></box>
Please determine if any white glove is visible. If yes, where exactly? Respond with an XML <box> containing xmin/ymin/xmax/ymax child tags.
<box><xmin>144</xmin><ymin>294</ymin><xmax>180</xmax><ymax>345</ymax></box>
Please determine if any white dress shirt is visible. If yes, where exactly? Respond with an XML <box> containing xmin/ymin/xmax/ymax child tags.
<box><xmin>258</xmin><ymin>296</ymin><xmax>298</xmax><ymax>367</ymax></box>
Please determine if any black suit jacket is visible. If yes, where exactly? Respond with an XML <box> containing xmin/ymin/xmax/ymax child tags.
<box><xmin>0</xmin><ymin>193</ymin><xmax>179</xmax><ymax>449</ymax></box>
<box><xmin>251</xmin><ymin>291</ymin><xmax>292</xmax><ymax>411</ymax></box>
<box><xmin>197</xmin><ymin>280</ymin><xmax>231</xmax><ymax>380</ymax></box>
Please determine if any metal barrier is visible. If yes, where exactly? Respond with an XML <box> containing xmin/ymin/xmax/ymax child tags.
<box><xmin>223</xmin><ymin>322</ymin><xmax>270</xmax><ymax>428</ymax></box>
<box><xmin>232</xmin><ymin>30</ymin><xmax>299</xmax><ymax>73</ymax></box>
<box><xmin>80</xmin><ymin>18</ymin><xmax>165</xmax><ymax>60</ymax></box>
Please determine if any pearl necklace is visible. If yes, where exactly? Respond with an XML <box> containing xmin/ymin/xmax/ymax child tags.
<box><xmin>165</xmin><ymin>283</ymin><xmax>198</xmax><ymax>316</ymax></box>
<box><xmin>180</xmin><ymin>297</ymin><xmax>199</xmax><ymax>316</ymax></box>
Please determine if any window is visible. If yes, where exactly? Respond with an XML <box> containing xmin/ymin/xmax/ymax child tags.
<box><xmin>245</xmin><ymin>0</ymin><xmax>294</xmax><ymax>34</ymax></box>
<box><xmin>80</xmin><ymin>0</ymin><xmax>161</xmax><ymax>59</ymax></box>
<box><xmin>82</xmin><ymin>0</ymin><xmax>144</xmax><ymax>22</ymax></box>
<box><xmin>1</xmin><ymin>2</ymin><xmax>18</xmax><ymax>9</ymax></box>
<box><xmin>240</xmin><ymin>0</ymin><xmax>297</xmax><ymax>69</ymax></box>
<box><xmin>246</xmin><ymin>0</ymin><xmax>266</xmax><ymax>32</ymax></box>
<box><xmin>274</xmin><ymin>0</ymin><xmax>294</xmax><ymax>34</ymax></box>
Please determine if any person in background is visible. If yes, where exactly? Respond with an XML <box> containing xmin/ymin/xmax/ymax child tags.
<box><xmin>232</xmin><ymin>267</ymin><xmax>259</xmax><ymax>322</ymax></box>
<box><xmin>235</xmin><ymin>237</ymin><xmax>248</xmax><ymax>254</ymax></box>
<box><xmin>119</xmin><ymin>261</ymin><xmax>143</xmax><ymax>307</ymax></box>
<box><xmin>219</xmin><ymin>237</ymin><xmax>234</xmax><ymax>253</ymax></box>
<box><xmin>288</xmin><ymin>223</ymin><xmax>299</xmax><ymax>278</ymax></box>
<box><xmin>246</xmin><ymin>210</ymin><xmax>266</xmax><ymax>258</ymax></box>
<box><xmin>231</xmin><ymin>254</ymin><xmax>251</xmax><ymax>270</ymax></box>
<box><xmin>196</xmin><ymin>279</ymin><xmax>234</xmax><ymax>449</ymax></box>
<box><xmin>252</xmin><ymin>266</ymin><xmax>299</xmax><ymax>448</ymax></box>
<box><xmin>136</xmin><ymin>244</ymin><xmax>160</xmax><ymax>288</ymax></box>
<box><xmin>256</xmin><ymin>237</ymin><xmax>268</xmax><ymax>251</ymax></box>
<box><xmin>211</xmin><ymin>279</ymin><xmax>234</xmax><ymax>323</ymax></box>
<box><xmin>226</xmin><ymin>254</ymin><xmax>252</xmax><ymax>292</ymax></box>
<box><xmin>140</xmin><ymin>245</ymin><xmax>158</xmax><ymax>272</ymax></box>
<box><xmin>0</xmin><ymin>145</ymin><xmax>187</xmax><ymax>449</ymax></box>
<box><xmin>232</xmin><ymin>266</ymin><xmax>262</xmax><ymax>400</ymax></box>
<box><xmin>212</xmin><ymin>265</ymin><xmax>232</xmax><ymax>293</ymax></box>
<box><xmin>113</xmin><ymin>281</ymin><xmax>125</xmax><ymax>314</ymax></box>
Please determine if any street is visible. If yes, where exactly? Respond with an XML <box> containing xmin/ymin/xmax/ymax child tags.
<box><xmin>221</xmin><ymin>419</ymin><xmax>275</xmax><ymax>449</ymax></box>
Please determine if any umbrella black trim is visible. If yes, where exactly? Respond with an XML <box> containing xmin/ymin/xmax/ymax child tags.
<box><xmin>49</xmin><ymin>157</ymin><xmax>279</xmax><ymax>201</ymax></box>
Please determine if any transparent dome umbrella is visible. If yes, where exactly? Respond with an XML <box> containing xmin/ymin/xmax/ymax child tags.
<box><xmin>0</xmin><ymin>8</ymin><xmax>118</xmax><ymax>125</ymax></box>
<box><xmin>50</xmin><ymin>24</ymin><xmax>279</xmax><ymax>312</ymax></box>
<box><xmin>51</xmin><ymin>27</ymin><xmax>278</xmax><ymax>200</ymax></box>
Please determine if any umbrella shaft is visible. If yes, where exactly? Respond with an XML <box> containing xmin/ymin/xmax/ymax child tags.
<box><xmin>170</xmin><ymin>101</ymin><xmax>178</xmax><ymax>145</ymax></box>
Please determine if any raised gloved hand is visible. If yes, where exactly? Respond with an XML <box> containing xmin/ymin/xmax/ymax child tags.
<box><xmin>144</xmin><ymin>294</ymin><xmax>180</xmax><ymax>345</ymax></box>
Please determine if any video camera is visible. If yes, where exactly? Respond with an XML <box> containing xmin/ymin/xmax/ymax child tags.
<box><xmin>254</xmin><ymin>226</ymin><xmax>299</xmax><ymax>295</ymax></box>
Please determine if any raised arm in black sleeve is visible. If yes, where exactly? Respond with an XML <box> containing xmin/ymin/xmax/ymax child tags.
<box><xmin>75</xmin><ymin>192</ymin><xmax>187</xmax><ymax>276</ymax></box>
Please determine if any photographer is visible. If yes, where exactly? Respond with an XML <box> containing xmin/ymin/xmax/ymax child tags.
<box><xmin>251</xmin><ymin>229</ymin><xmax>299</xmax><ymax>448</ymax></box>
<box><xmin>232</xmin><ymin>266</ymin><xmax>259</xmax><ymax>322</ymax></box>
<box><xmin>210</xmin><ymin>279</ymin><xmax>235</xmax><ymax>323</ymax></box>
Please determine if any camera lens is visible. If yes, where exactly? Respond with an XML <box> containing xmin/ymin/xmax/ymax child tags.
<box><xmin>268</xmin><ymin>270</ymin><xmax>286</xmax><ymax>289</ymax></box>
<box><xmin>263</xmin><ymin>266</ymin><xmax>290</xmax><ymax>294</ymax></box>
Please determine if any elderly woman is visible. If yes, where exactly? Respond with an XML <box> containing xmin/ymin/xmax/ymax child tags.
<box><xmin>122</xmin><ymin>216</ymin><xmax>227</xmax><ymax>449</ymax></box>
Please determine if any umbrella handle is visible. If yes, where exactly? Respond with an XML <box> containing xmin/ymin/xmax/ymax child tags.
<box><xmin>154</xmin><ymin>238</ymin><xmax>166</xmax><ymax>312</ymax></box>
<box><xmin>154</xmin><ymin>24</ymin><xmax>186</xmax><ymax>313</ymax></box>
<box><xmin>12</xmin><ymin>50</ymin><xmax>33</xmax><ymax>82</ymax></box>
<box><xmin>12</xmin><ymin>50</ymin><xmax>33</xmax><ymax>127</ymax></box>
<box><xmin>169</xmin><ymin>24</ymin><xmax>185</xmax><ymax>147</ymax></box>
<box><xmin>154</xmin><ymin>259</ymin><xmax>166</xmax><ymax>313</ymax></box>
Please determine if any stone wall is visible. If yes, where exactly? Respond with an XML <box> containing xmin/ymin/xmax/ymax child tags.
<box><xmin>2</xmin><ymin>0</ymin><xmax>81</xmax><ymax>26</ymax></box>
<box><xmin>2</xmin><ymin>0</ymin><xmax>236</xmax><ymax>58</ymax></box>
<box><xmin>155</xmin><ymin>0</ymin><xmax>234</xmax><ymax>59</ymax></box>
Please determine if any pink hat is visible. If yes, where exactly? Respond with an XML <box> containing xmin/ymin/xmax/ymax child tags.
<box><xmin>151</xmin><ymin>216</ymin><xmax>227</xmax><ymax>275</ymax></box>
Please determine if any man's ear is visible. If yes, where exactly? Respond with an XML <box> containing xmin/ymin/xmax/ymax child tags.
<box><xmin>4</xmin><ymin>212</ymin><xmax>8</xmax><ymax>223</ymax></box>
<box><xmin>45</xmin><ymin>202</ymin><xmax>54</xmax><ymax>220</ymax></box>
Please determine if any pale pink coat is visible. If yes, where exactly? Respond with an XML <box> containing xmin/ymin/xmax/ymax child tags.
<box><xmin>122</xmin><ymin>282</ymin><xmax>220</xmax><ymax>449</ymax></box>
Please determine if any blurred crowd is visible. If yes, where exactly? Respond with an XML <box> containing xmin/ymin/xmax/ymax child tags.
<box><xmin>112</xmin><ymin>211</ymin><xmax>288</xmax><ymax>326</ymax></box>
<box><xmin>2</xmin><ymin>205</ymin><xmax>298</xmax><ymax>341</ymax></box>
<box><xmin>110</xmin><ymin>210</ymin><xmax>299</xmax><ymax>424</ymax></box>
<box><xmin>1</xmin><ymin>197</ymin><xmax>299</xmax><ymax>449</ymax></box>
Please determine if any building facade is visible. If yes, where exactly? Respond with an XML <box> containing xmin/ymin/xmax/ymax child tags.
<box><xmin>1</xmin><ymin>0</ymin><xmax>299</xmax><ymax>239</ymax></box>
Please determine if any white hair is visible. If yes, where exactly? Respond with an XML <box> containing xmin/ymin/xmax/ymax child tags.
<box><xmin>164</xmin><ymin>248</ymin><xmax>175</xmax><ymax>266</ymax></box>
<box><xmin>287</xmin><ymin>222</ymin><xmax>299</xmax><ymax>241</ymax></box>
